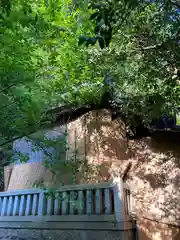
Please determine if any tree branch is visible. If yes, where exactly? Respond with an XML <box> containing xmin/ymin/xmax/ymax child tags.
<box><xmin>0</xmin><ymin>106</ymin><xmax>94</xmax><ymax>147</ymax></box>
<box><xmin>169</xmin><ymin>0</ymin><xmax>180</xmax><ymax>8</ymax></box>
<box><xmin>0</xmin><ymin>81</ymin><xmax>23</xmax><ymax>94</ymax></box>
<box><xmin>136</xmin><ymin>33</ymin><xmax>179</xmax><ymax>52</ymax></box>
<box><xmin>0</xmin><ymin>135</ymin><xmax>31</xmax><ymax>147</ymax></box>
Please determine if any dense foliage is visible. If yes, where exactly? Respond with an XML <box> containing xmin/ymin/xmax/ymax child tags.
<box><xmin>0</xmin><ymin>0</ymin><xmax>97</xmax><ymax>146</ymax></box>
<box><xmin>0</xmin><ymin>0</ymin><xmax>179</xmax><ymax>147</ymax></box>
<box><xmin>80</xmin><ymin>0</ymin><xmax>180</xmax><ymax>127</ymax></box>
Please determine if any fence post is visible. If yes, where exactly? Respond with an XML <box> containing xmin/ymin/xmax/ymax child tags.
<box><xmin>62</xmin><ymin>192</ymin><xmax>68</xmax><ymax>215</ymax></box>
<box><xmin>1</xmin><ymin>197</ymin><xmax>8</xmax><ymax>216</ymax></box>
<box><xmin>32</xmin><ymin>194</ymin><xmax>38</xmax><ymax>215</ymax></box>
<box><xmin>38</xmin><ymin>191</ymin><xmax>46</xmax><ymax>216</ymax></box>
<box><xmin>95</xmin><ymin>189</ymin><xmax>102</xmax><ymax>214</ymax></box>
<box><xmin>19</xmin><ymin>195</ymin><xmax>26</xmax><ymax>216</ymax></box>
<box><xmin>7</xmin><ymin>196</ymin><xmax>13</xmax><ymax>216</ymax></box>
<box><xmin>113</xmin><ymin>177</ymin><xmax>124</xmax><ymax>239</ymax></box>
<box><xmin>130</xmin><ymin>191</ymin><xmax>134</xmax><ymax>214</ymax></box>
<box><xmin>13</xmin><ymin>196</ymin><xmax>20</xmax><ymax>216</ymax></box>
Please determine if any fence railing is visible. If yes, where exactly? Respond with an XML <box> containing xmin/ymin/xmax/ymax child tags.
<box><xmin>0</xmin><ymin>179</ymin><xmax>132</xmax><ymax>225</ymax></box>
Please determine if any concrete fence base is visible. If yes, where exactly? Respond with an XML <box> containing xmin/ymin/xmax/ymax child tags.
<box><xmin>0</xmin><ymin>181</ymin><xmax>136</xmax><ymax>240</ymax></box>
<box><xmin>0</xmin><ymin>228</ymin><xmax>135</xmax><ymax>240</ymax></box>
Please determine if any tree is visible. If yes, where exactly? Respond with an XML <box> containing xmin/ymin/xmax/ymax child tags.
<box><xmin>0</xmin><ymin>0</ymin><xmax>180</xmax><ymax>148</ymax></box>
<box><xmin>0</xmin><ymin>0</ymin><xmax>101</xmax><ymax>146</ymax></box>
<box><xmin>79</xmin><ymin>0</ymin><xmax>180</xmax><ymax>127</ymax></box>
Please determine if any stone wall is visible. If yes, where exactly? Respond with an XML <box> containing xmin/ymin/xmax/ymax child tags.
<box><xmin>0</xmin><ymin>229</ymin><xmax>134</xmax><ymax>240</ymax></box>
<box><xmin>3</xmin><ymin>109</ymin><xmax>180</xmax><ymax>239</ymax></box>
<box><xmin>5</xmin><ymin>163</ymin><xmax>59</xmax><ymax>190</ymax></box>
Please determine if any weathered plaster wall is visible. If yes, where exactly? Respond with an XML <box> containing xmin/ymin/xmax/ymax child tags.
<box><xmin>4</xmin><ymin>109</ymin><xmax>180</xmax><ymax>239</ymax></box>
<box><xmin>12</xmin><ymin>126</ymin><xmax>66</xmax><ymax>164</ymax></box>
<box><xmin>126</xmin><ymin>133</ymin><xmax>180</xmax><ymax>239</ymax></box>
<box><xmin>6</xmin><ymin>163</ymin><xmax>58</xmax><ymax>190</ymax></box>
<box><xmin>5</xmin><ymin>161</ymin><xmax>77</xmax><ymax>191</ymax></box>
<box><xmin>128</xmin><ymin>135</ymin><xmax>180</xmax><ymax>226</ymax></box>
<box><xmin>136</xmin><ymin>217</ymin><xmax>180</xmax><ymax>240</ymax></box>
<box><xmin>67</xmin><ymin>109</ymin><xmax>129</xmax><ymax>184</ymax></box>
<box><xmin>66</xmin><ymin>109</ymin><xmax>180</xmax><ymax>239</ymax></box>
<box><xmin>5</xmin><ymin>109</ymin><xmax>128</xmax><ymax>189</ymax></box>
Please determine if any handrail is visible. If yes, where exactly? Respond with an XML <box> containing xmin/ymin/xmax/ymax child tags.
<box><xmin>1</xmin><ymin>181</ymin><xmax>130</xmax><ymax>196</ymax></box>
<box><xmin>57</xmin><ymin>181</ymin><xmax>115</xmax><ymax>192</ymax></box>
<box><xmin>0</xmin><ymin>188</ymin><xmax>41</xmax><ymax>197</ymax></box>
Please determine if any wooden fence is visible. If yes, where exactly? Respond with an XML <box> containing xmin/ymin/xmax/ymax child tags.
<box><xmin>0</xmin><ymin>179</ymin><xmax>134</xmax><ymax>232</ymax></box>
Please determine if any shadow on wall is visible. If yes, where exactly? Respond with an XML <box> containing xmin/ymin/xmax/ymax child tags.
<box><xmin>4</xmin><ymin>109</ymin><xmax>180</xmax><ymax>239</ymax></box>
<box><xmin>66</xmin><ymin>108</ymin><xmax>180</xmax><ymax>239</ymax></box>
<box><xmin>4</xmin><ymin>109</ymin><xmax>180</xmax><ymax>240</ymax></box>
<box><xmin>4</xmin><ymin>109</ymin><xmax>123</xmax><ymax>189</ymax></box>
<box><xmin>136</xmin><ymin>217</ymin><xmax>180</xmax><ymax>240</ymax></box>
<box><xmin>128</xmin><ymin>130</ymin><xmax>180</xmax><ymax>236</ymax></box>
<box><xmin>52</xmin><ymin>112</ymin><xmax>180</xmax><ymax>239</ymax></box>
<box><xmin>85</xmin><ymin>111</ymin><xmax>129</xmax><ymax>161</ymax></box>
<box><xmin>67</xmin><ymin>109</ymin><xmax>131</xmax><ymax>184</ymax></box>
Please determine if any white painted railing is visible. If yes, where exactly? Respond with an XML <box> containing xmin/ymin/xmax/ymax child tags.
<box><xmin>0</xmin><ymin>180</ymin><xmax>132</xmax><ymax>224</ymax></box>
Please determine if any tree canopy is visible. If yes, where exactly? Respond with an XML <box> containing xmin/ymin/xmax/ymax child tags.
<box><xmin>0</xmin><ymin>0</ymin><xmax>179</xmax><ymax>147</ymax></box>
